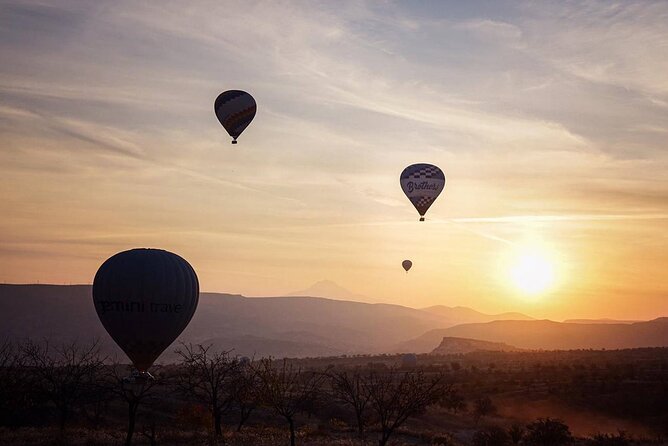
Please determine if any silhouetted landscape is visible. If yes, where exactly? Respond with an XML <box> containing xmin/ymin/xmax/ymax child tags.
<box><xmin>3</xmin><ymin>284</ymin><xmax>668</xmax><ymax>445</ymax></box>
<box><xmin>4</xmin><ymin>284</ymin><xmax>668</xmax><ymax>359</ymax></box>
<box><xmin>1</xmin><ymin>284</ymin><xmax>537</xmax><ymax>359</ymax></box>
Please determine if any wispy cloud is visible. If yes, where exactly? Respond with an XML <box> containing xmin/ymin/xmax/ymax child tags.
<box><xmin>451</xmin><ymin>213</ymin><xmax>668</xmax><ymax>224</ymax></box>
<box><xmin>1</xmin><ymin>0</ymin><xmax>667</xmax><ymax>318</ymax></box>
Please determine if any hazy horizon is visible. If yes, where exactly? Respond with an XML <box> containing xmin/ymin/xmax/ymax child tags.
<box><xmin>0</xmin><ymin>280</ymin><xmax>664</xmax><ymax>325</ymax></box>
<box><xmin>1</xmin><ymin>1</ymin><xmax>667</xmax><ymax>321</ymax></box>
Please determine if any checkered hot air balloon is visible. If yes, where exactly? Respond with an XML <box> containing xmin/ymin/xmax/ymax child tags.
<box><xmin>400</xmin><ymin>163</ymin><xmax>446</xmax><ymax>221</ymax></box>
<box><xmin>214</xmin><ymin>90</ymin><xmax>256</xmax><ymax>144</ymax></box>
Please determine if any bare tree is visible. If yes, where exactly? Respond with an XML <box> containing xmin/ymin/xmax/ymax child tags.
<box><xmin>80</xmin><ymin>382</ymin><xmax>112</xmax><ymax>428</ymax></box>
<box><xmin>255</xmin><ymin>358</ymin><xmax>324</xmax><ymax>446</ymax></box>
<box><xmin>229</xmin><ymin>362</ymin><xmax>259</xmax><ymax>432</ymax></box>
<box><xmin>523</xmin><ymin>418</ymin><xmax>573</xmax><ymax>446</ymax></box>
<box><xmin>328</xmin><ymin>369</ymin><xmax>372</xmax><ymax>438</ymax></box>
<box><xmin>140</xmin><ymin>414</ymin><xmax>158</xmax><ymax>446</ymax></box>
<box><xmin>439</xmin><ymin>386</ymin><xmax>466</xmax><ymax>414</ymax></box>
<box><xmin>175</xmin><ymin>343</ymin><xmax>240</xmax><ymax>438</ymax></box>
<box><xmin>365</xmin><ymin>368</ymin><xmax>446</xmax><ymax>446</ymax></box>
<box><xmin>508</xmin><ymin>423</ymin><xmax>524</xmax><ymax>445</ymax></box>
<box><xmin>0</xmin><ymin>340</ymin><xmax>31</xmax><ymax>426</ymax></box>
<box><xmin>473</xmin><ymin>426</ymin><xmax>511</xmax><ymax>446</ymax></box>
<box><xmin>104</xmin><ymin>364</ymin><xmax>160</xmax><ymax>446</ymax></box>
<box><xmin>22</xmin><ymin>340</ymin><xmax>105</xmax><ymax>432</ymax></box>
<box><xmin>588</xmin><ymin>431</ymin><xmax>630</xmax><ymax>446</ymax></box>
<box><xmin>472</xmin><ymin>397</ymin><xmax>497</xmax><ymax>425</ymax></box>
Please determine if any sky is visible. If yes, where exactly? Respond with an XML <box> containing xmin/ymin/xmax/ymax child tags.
<box><xmin>1</xmin><ymin>0</ymin><xmax>667</xmax><ymax>320</ymax></box>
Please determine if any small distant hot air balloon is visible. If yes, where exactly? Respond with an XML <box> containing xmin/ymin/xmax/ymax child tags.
<box><xmin>402</xmin><ymin>260</ymin><xmax>412</xmax><ymax>273</ymax></box>
<box><xmin>92</xmin><ymin>249</ymin><xmax>199</xmax><ymax>373</ymax></box>
<box><xmin>401</xmin><ymin>353</ymin><xmax>418</xmax><ymax>368</ymax></box>
<box><xmin>400</xmin><ymin>163</ymin><xmax>446</xmax><ymax>221</ymax></box>
<box><xmin>214</xmin><ymin>90</ymin><xmax>256</xmax><ymax>144</ymax></box>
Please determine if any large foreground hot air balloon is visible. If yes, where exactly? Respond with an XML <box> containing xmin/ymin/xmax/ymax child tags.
<box><xmin>214</xmin><ymin>90</ymin><xmax>256</xmax><ymax>144</ymax></box>
<box><xmin>402</xmin><ymin>260</ymin><xmax>412</xmax><ymax>272</ymax></box>
<box><xmin>400</xmin><ymin>163</ymin><xmax>446</xmax><ymax>221</ymax></box>
<box><xmin>92</xmin><ymin>249</ymin><xmax>199</xmax><ymax>373</ymax></box>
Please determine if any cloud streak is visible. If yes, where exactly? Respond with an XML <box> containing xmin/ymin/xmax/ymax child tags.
<box><xmin>451</xmin><ymin>214</ymin><xmax>668</xmax><ymax>224</ymax></box>
<box><xmin>1</xmin><ymin>0</ymin><xmax>667</xmax><ymax>319</ymax></box>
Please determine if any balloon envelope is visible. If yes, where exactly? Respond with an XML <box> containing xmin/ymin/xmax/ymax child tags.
<box><xmin>214</xmin><ymin>90</ymin><xmax>256</xmax><ymax>143</ymax></box>
<box><xmin>400</xmin><ymin>163</ymin><xmax>446</xmax><ymax>221</ymax></box>
<box><xmin>92</xmin><ymin>249</ymin><xmax>199</xmax><ymax>371</ymax></box>
<box><xmin>402</xmin><ymin>260</ymin><xmax>412</xmax><ymax>272</ymax></box>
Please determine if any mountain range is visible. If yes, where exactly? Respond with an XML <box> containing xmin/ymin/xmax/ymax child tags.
<box><xmin>0</xmin><ymin>283</ymin><xmax>530</xmax><ymax>359</ymax></box>
<box><xmin>1</xmin><ymin>284</ymin><xmax>667</xmax><ymax>360</ymax></box>
<box><xmin>287</xmin><ymin>280</ymin><xmax>376</xmax><ymax>303</ymax></box>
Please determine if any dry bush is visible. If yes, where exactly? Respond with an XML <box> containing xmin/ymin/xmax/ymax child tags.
<box><xmin>328</xmin><ymin>369</ymin><xmax>373</xmax><ymax>439</ymax></box>
<box><xmin>175</xmin><ymin>343</ymin><xmax>241</xmax><ymax>437</ymax></box>
<box><xmin>365</xmin><ymin>368</ymin><xmax>447</xmax><ymax>446</ymax></box>
<box><xmin>254</xmin><ymin>358</ymin><xmax>325</xmax><ymax>446</ymax></box>
<box><xmin>22</xmin><ymin>340</ymin><xmax>106</xmax><ymax>432</ymax></box>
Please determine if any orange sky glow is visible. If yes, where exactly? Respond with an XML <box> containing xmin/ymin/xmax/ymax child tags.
<box><xmin>1</xmin><ymin>1</ymin><xmax>667</xmax><ymax>320</ymax></box>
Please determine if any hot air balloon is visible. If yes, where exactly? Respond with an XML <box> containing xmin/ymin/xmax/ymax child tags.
<box><xmin>400</xmin><ymin>163</ymin><xmax>446</xmax><ymax>221</ymax></box>
<box><xmin>92</xmin><ymin>249</ymin><xmax>199</xmax><ymax>374</ymax></box>
<box><xmin>402</xmin><ymin>260</ymin><xmax>412</xmax><ymax>272</ymax></box>
<box><xmin>214</xmin><ymin>90</ymin><xmax>256</xmax><ymax>144</ymax></box>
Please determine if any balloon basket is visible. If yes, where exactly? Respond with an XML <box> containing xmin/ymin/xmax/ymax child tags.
<box><xmin>419</xmin><ymin>217</ymin><xmax>425</xmax><ymax>221</ymax></box>
<box><xmin>231</xmin><ymin>140</ymin><xmax>238</xmax><ymax>144</ymax></box>
<box><xmin>123</xmin><ymin>370</ymin><xmax>154</xmax><ymax>385</ymax></box>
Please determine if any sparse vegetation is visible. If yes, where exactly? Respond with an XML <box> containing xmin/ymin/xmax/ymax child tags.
<box><xmin>22</xmin><ymin>340</ymin><xmax>106</xmax><ymax>432</ymax></box>
<box><xmin>175</xmin><ymin>343</ymin><xmax>240</xmax><ymax>437</ymax></box>
<box><xmin>472</xmin><ymin>425</ymin><xmax>511</xmax><ymax>446</ymax></box>
<box><xmin>472</xmin><ymin>396</ymin><xmax>496</xmax><ymax>424</ymax></box>
<box><xmin>524</xmin><ymin>417</ymin><xmax>573</xmax><ymax>446</ymax></box>
<box><xmin>328</xmin><ymin>368</ymin><xmax>372</xmax><ymax>438</ymax></box>
<box><xmin>103</xmin><ymin>364</ymin><xmax>161</xmax><ymax>446</ymax></box>
<box><xmin>254</xmin><ymin>358</ymin><xmax>325</xmax><ymax>446</ymax></box>
<box><xmin>365</xmin><ymin>368</ymin><xmax>447</xmax><ymax>446</ymax></box>
<box><xmin>1</xmin><ymin>342</ymin><xmax>668</xmax><ymax>445</ymax></box>
<box><xmin>588</xmin><ymin>431</ymin><xmax>631</xmax><ymax>446</ymax></box>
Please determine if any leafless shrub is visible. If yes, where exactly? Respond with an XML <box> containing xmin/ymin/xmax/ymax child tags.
<box><xmin>508</xmin><ymin>423</ymin><xmax>524</xmax><ymax>444</ymax></box>
<box><xmin>524</xmin><ymin>417</ymin><xmax>573</xmax><ymax>446</ymax></box>
<box><xmin>175</xmin><ymin>343</ymin><xmax>241</xmax><ymax>438</ymax></box>
<box><xmin>254</xmin><ymin>358</ymin><xmax>325</xmax><ymax>446</ymax></box>
<box><xmin>22</xmin><ymin>340</ymin><xmax>106</xmax><ymax>432</ymax></box>
<box><xmin>472</xmin><ymin>425</ymin><xmax>511</xmax><ymax>446</ymax></box>
<box><xmin>364</xmin><ymin>368</ymin><xmax>446</xmax><ymax>446</ymax></box>
<box><xmin>588</xmin><ymin>431</ymin><xmax>630</xmax><ymax>446</ymax></box>
<box><xmin>472</xmin><ymin>396</ymin><xmax>496</xmax><ymax>425</ymax></box>
<box><xmin>229</xmin><ymin>361</ymin><xmax>259</xmax><ymax>432</ymax></box>
<box><xmin>0</xmin><ymin>340</ymin><xmax>31</xmax><ymax>426</ymax></box>
<box><xmin>102</xmin><ymin>364</ymin><xmax>160</xmax><ymax>446</ymax></box>
<box><xmin>328</xmin><ymin>369</ymin><xmax>372</xmax><ymax>438</ymax></box>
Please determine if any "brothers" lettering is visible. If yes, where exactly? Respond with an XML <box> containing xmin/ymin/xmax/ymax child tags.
<box><xmin>406</xmin><ymin>181</ymin><xmax>439</xmax><ymax>193</ymax></box>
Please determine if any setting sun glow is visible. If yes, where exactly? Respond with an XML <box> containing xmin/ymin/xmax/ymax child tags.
<box><xmin>510</xmin><ymin>251</ymin><xmax>556</xmax><ymax>296</ymax></box>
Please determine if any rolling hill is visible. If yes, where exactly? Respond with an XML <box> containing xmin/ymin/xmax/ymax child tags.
<box><xmin>0</xmin><ymin>284</ymin><xmax>528</xmax><ymax>360</ymax></box>
<box><xmin>3</xmin><ymin>284</ymin><xmax>664</xmax><ymax>359</ymax></box>
<box><xmin>398</xmin><ymin>318</ymin><xmax>668</xmax><ymax>353</ymax></box>
<box><xmin>421</xmin><ymin>305</ymin><xmax>534</xmax><ymax>325</ymax></box>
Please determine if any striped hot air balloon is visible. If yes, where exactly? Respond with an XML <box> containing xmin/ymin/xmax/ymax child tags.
<box><xmin>214</xmin><ymin>90</ymin><xmax>256</xmax><ymax>144</ymax></box>
<box><xmin>400</xmin><ymin>163</ymin><xmax>446</xmax><ymax>221</ymax></box>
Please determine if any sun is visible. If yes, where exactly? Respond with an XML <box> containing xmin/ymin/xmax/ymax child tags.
<box><xmin>509</xmin><ymin>250</ymin><xmax>556</xmax><ymax>296</ymax></box>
